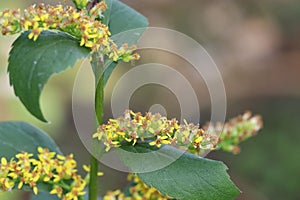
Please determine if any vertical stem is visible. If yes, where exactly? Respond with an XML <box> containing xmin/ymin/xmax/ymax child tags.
<box><xmin>89</xmin><ymin>155</ymin><xmax>99</xmax><ymax>200</ymax></box>
<box><xmin>88</xmin><ymin>2</ymin><xmax>109</xmax><ymax>199</ymax></box>
<box><xmin>89</xmin><ymin>52</ymin><xmax>105</xmax><ymax>200</ymax></box>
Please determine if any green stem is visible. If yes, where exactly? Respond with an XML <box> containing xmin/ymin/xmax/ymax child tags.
<box><xmin>95</xmin><ymin>69</ymin><xmax>105</xmax><ymax>125</ymax></box>
<box><xmin>89</xmin><ymin>52</ymin><xmax>105</xmax><ymax>200</ymax></box>
<box><xmin>89</xmin><ymin>155</ymin><xmax>99</xmax><ymax>200</ymax></box>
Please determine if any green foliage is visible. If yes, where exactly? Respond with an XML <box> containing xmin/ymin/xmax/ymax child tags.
<box><xmin>102</xmin><ymin>0</ymin><xmax>112</xmax><ymax>25</ymax></box>
<box><xmin>0</xmin><ymin>121</ymin><xmax>61</xmax><ymax>158</ymax></box>
<box><xmin>109</xmin><ymin>0</ymin><xmax>148</xmax><ymax>35</ymax></box>
<box><xmin>6</xmin><ymin>0</ymin><xmax>148</xmax><ymax>122</ymax></box>
<box><xmin>218</xmin><ymin>99</ymin><xmax>300</xmax><ymax>200</ymax></box>
<box><xmin>31</xmin><ymin>192</ymin><xmax>60</xmax><ymax>200</ymax></box>
<box><xmin>8</xmin><ymin>31</ymin><xmax>90</xmax><ymax>122</ymax></box>
<box><xmin>103</xmin><ymin>0</ymin><xmax>148</xmax><ymax>85</ymax></box>
<box><xmin>118</xmin><ymin>144</ymin><xmax>240</xmax><ymax>200</ymax></box>
<box><xmin>0</xmin><ymin>122</ymin><xmax>61</xmax><ymax>194</ymax></box>
<box><xmin>0</xmin><ymin>0</ymin><xmax>252</xmax><ymax>200</ymax></box>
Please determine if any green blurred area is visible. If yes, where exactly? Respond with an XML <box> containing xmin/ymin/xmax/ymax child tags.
<box><xmin>210</xmin><ymin>98</ymin><xmax>300</xmax><ymax>200</ymax></box>
<box><xmin>1</xmin><ymin>0</ymin><xmax>300</xmax><ymax>200</ymax></box>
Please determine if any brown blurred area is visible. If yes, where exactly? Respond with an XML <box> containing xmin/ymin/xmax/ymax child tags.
<box><xmin>123</xmin><ymin>0</ymin><xmax>300</xmax><ymax>100</ymax></box>
<box><xmin>1</xmin><ymin>0</ymin><xmax>300</xmax><ymax>200</ymax></box>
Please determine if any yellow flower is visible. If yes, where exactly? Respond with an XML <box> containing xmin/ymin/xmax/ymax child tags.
<box><xmin>23</xmin><ymin>20</ymin><xmax>32</xmax><ymax>30</ymax></box>
<box><xmin>1</xmin><ymin>157</ymin><xmax>7</xmax><ymax>167</ymax></box>
<box><xmin>0</xmin><ymin>147</ymin><xmax>102</xmax><ymax>200</ymax></box>
<box><xmin>149</xmin><ymin>135</ymin><xmax>170</xmax><ymax>148</ymax></box>
<box><xmin>0</xmin><ymin>3</ymin><xmax>140</xmax><ymax>62</ymax></box>
<box><xmin>50</xmin><ymin>186</ymin><xmax>63</xmax><ymax>198</ymax></box>
<box><xmin>104</xmin><ymin>174</ymin><xmax>172</xmax><ymax>200</ymax></box>
<box><xmin>28</xmin><ymin>27</ymin><xmax>43</xmax><ymax>41</ymax></box>
<box><xmin>33</xmin><ymin>185</ymin><xmax>38</xmax><ymax>195</ymax></box>
<box><xmin>92</xmin><ymin>132</ymin><xmax>103</xmax><ymax>140</ymax></box>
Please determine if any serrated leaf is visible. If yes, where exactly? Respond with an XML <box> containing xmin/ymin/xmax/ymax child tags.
<box><xmin>102</xmin><ymin>0</ymin><xmax>148</xmax><ymax>85</ymax></box>
<box><xmin>8</xmin><ymin>31</ymin><xmax>90</xmax><ymax>122</ymax></box>
<box><xmin>0</xmin><ymin>121</ymin><xmax>61</xmax><ymax>158</ymax></box>
<box><xmin>118</xmin><ymin>145</ymin><xmax>240</xmax><ymax>200</ymax></box>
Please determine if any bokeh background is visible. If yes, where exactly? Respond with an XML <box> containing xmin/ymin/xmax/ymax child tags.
<box><xmin>1</xmin><ymin>0</ymin><xmax>300</xmax><ymax>199</ymax></box>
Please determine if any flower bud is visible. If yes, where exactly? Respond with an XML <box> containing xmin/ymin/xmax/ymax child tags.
<box><xmin>74</xmin><ymin>0</ymin><xmax>89</xmax><ymax>9</ymax></box>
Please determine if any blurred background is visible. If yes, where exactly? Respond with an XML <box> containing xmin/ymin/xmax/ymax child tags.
<box><xmin>1</xmin><ymin>0</ymin><xmax>300</xmax><ymax>199</ymax></box>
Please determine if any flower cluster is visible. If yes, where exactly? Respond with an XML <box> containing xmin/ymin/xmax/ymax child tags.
<box><xmin>212</xmin><ymin>111</ymin><xmax>263</xmax><ymax>154</ymax></box>
<box><xmin>97</xmin><ymin>111</ymin><xmax>262</xmax><ymax>199</ymax></box>
<box><xmin>0</xmin><ymin>2</ymin><xmax>139</xmax><ymax>62</ymax></box>
<box><xmin>93</xmin><ymin>110</ymin><xmax>263</xmax><ymax>155</ymax></box>
<box><xmin>104</xmin><ymin>174</ymin><xmax>171</xmax><ymax>200</ymax></box>
<box><xmin>93</xmin><ymin>110</ymin><xmax>219</xmax><ymax>154</ymax></box>
<box><xmin>0</xmin><ymin>147</ymin><xmax>103</xmax><ymax>200</ymax></box>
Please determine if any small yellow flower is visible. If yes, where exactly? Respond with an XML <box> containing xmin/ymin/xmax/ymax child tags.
<box><xmin>1</xmin><ymin>157</ymin><xmax>7</xmax><ymax>166</ymax></box>
<box><xmin>50</xmin><ymin>186</ymin><xmax>63</xmax><ymax>198</ymax></box>
<box><xmin>92</xmin><ymin>132</ymin><xmax>103</xmax><ymax>140</ymax></box>
<box><xmin>83</xmin><ymin>164</ymin><xmax>90</xmax><ymax>172</ymax></box>
<box><xmin>33</xmin><ymin>185</ymin><xmax>38</xmax><ymax>195</ymax></box>
<box><xmin>28</xmin><ymin>27</ymin><xmax>43</xmax><ymax>41</ymax></box>
<box><xmin>104</xmin><ymin>174</ymin><xmax>172</xmax><ymax>200</ymax></box>
<box><xmin>0</xmin><ymin>3</ymin><xmax>140</xmax><ymax>62</ymax></box>
<box><xmin>149</xmin><ymin>135</ymin><xmax>170</xmax><ymax>148</ymax></box>
<box><xmin>0</xmin><ymin>147</ymin><xmax>99</xmax><ymax>200</ymax></box>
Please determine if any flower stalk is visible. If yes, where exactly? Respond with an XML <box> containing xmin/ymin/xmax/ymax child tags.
<box><xmin>89</xmin><ymin>51</ymin><xmax>105</xmax><ymax>200</ymax></box>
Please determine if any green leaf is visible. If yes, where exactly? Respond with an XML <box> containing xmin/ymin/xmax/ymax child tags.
<box><xmin>8</xmin><ymin>31</ymin><xmax>90</xmax><ymax>122</ymax></box>
<box><xmin>31</xmin><ymin>192</ymin><xmax>60</xmax><ymax>200</ymax></box>
<box><xmin>0</xmin><ymin>121</ymin><xmax>61</xmax><ymax>159</ymax></box>
<box><xmin>31</xmin><ymin>191</ymin><xmax>89</xmax><ymax>200</ymax></box>
<box><xmin>102</xmin><ymin>0</ymin><xmax>148</xmax><ymax>85</ymax></box>
<box><xmin>0</xmin><ymin>121</ymin><xmax>62</xmax><ymax>194</ymax></box>
<box><xmin>109</xmin><ymin>0</ymin><xmax>148</xmax><ymax>35</ymax></box>
<box><xmin>118</xmin><ymin>145</ymin><xmax>240</xmax><ymax>200</ymax></box>
<box><xmin>102</xmin><ymin>0</ymin><xmax>112</xmax><ymax>25</ymax></box>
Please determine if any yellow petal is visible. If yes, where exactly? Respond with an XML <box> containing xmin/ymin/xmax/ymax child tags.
<box><xmin>83</xmin><ymin>165</ymin><xmax>90</xmax><ymax>172</ymax></box>
<box><xmin>97</xmin><ymin>172</ymin><xmax>104</xmax><ymax>176</ymax></box>
<box><xmin>33</xmin><ymin>186</ymin><xmax>38</xmax><ymax>195</ymax></box>
<box><xmin>18</xmin><ymin>181</ymin><xmax>23</xmax><ymax>189</ymax></box>
<box><xmin>1</xmin><ymin>157</ymin><xmax>7</xmax><ymax>165</ymax></box>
